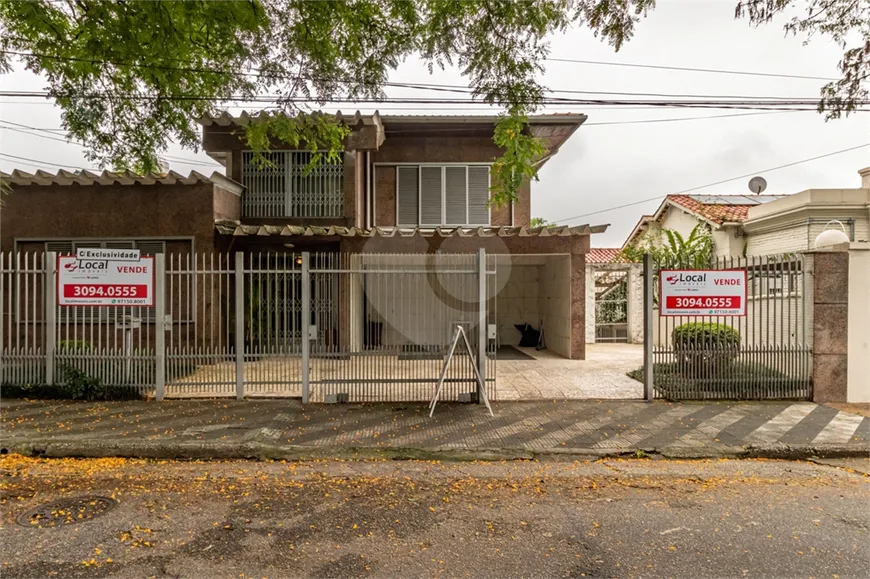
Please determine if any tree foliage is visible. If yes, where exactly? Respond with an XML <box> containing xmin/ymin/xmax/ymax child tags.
<box><xmin>621</xmin><ymin>222</ymin><xmax>715</xmax><ymax>269</ymax></box>
<box><xmin>0</xmin><ymin>0</ymin><xmax>864</xmax><ymax>204</ymax></box>
<box><xmin>735</xmin><ymin>0</ymin><xmax>869</xmax><ymax>119</ymax></box>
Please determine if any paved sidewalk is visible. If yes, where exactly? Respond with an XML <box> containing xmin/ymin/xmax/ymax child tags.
<box><xmin>1</xmin><ymin>399</ymin><xmax>868</xmax><ymax>460</ymax></box>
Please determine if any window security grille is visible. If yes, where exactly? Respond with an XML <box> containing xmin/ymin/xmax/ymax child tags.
<box><xmin>242</xmin><ymin>151</ymin><xmax>344</xmax><ymax>218</ymax></box>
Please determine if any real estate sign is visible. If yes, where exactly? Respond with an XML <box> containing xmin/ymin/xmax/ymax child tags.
<box><xmin>58</xmin><ymin>249</ymin><xmax>154</xmax><ymax>306</ymax></box>
<box><xmin>660</xmin><ymin>269</ymin><xmax>746</xmax><ymax>316</ymax></box>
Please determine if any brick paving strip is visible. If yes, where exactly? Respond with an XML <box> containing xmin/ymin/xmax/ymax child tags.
<box><xmin>0</xmin><ymin>399</ymin><xmax>868</xmax><ymax>461</ymax></box>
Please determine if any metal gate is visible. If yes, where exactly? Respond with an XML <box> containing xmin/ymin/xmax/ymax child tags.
<box><xmin>647</xmin><ymin>253</ymin><xmax>812</xmax><ymax>400</ymax></box>
<box><xmin>594</xmin><ymin>269</ymin><xmax>629</xmax><ymax>342</ymax></box>
<box><xmin>1</xmin><ymin>250</ymin><xmax>496</xmax><ymax>403</ymax></box>
<box><xmin>307</xmin><ymin>252</ymin><xmax>496</xmax><ymax>403</ymax></box>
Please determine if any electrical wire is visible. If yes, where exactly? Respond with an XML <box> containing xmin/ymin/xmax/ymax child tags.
<box><xmin>0</xmin><ymin>151</ymin><xmax>85</xmax><ymax>168</ymax></box>
<box><xmin>0</xmin><ymin>120</ymin><xmax>220</xmax><ymax>167</ymax></box>
<box><xmin>0</xmin><ymin>91</ymin><xmax>853</xmax><ymax>113</ymax></box>
<box><xmin>0</xmin><ymin>49</ymin><xmax>828</xmax><ymax>102</ymax></box>
<box><xmin>545</xmin><ymin>57</ymin><xmax>839</xmax><ymax>82</ymax></box>
<box><xmin>552</xmin><ymin>143</ymin><xmax>870</xmax><ymax>225</ymax></box>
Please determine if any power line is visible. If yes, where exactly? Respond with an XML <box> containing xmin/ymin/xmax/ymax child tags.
<box><xmin>0</xmin><ymin>49</ymin><xmax>826</xmax><ymax>102</ymax></box>
<box><xmin>545</xmin><ymin>57</ymin><xmax>838</xmax><ymax>82</ymax></box>
<box><xmin>0</xmin><ymin>91</ymin><xmax>852</xmax><ymax>113</ymax></box>
<box><xmin>0</xmin><ymin>120</ymin><xmax>221</xmax><ymax>167</ymax></box>
<box><xmin>553</xmin><ymin>143</ymin><xmax>870</xmax><ymax>224</ymax></box>
<box><xmin>583</xmin><ymin>111</ymin><xmax>795</xmax><ymax>126</ymax></box>
<box><xmin>0</xmin><ymin>151</ymin><xmax>84</xmax><ymax>168</ymax></box>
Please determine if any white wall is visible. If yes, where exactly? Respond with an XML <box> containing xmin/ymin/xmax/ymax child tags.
<box><xmin>848</xmin><ymin>244</ymin><xmax>870</xmax><ymax>402</ymax></box>
<box><xmin>538</xmin><ymin>256</ymin><xmax>571</xmax><ymax>357</ymax></box>
<box><xmin>637</xmin><ymin>207</ymin><xmax>744</xmax><ymax>258</ymax></box>
<box><xmin>746</xmin><ymin>215</ymin><xmax>870</xmax><ymax>256</ymax></box>
<box><xmin>495</xmin><ymin>265</ymin><xmax>540</xmax><ymax>347</ymax></box>
<box><xmin>585</xmin><ymin>266</ymin><xmax>596</xmax><ymax>344</ymax></box>
<box><xmin>627</xmin><ymin>264</ymin><xmax>644</xmax><ymax>343</ymax></box>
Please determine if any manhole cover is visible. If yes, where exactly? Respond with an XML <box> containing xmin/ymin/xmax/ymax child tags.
<box><xmin>16</xmin><ymin>495</ymin><xmax>117</xmax><ymax>528</ymax></box>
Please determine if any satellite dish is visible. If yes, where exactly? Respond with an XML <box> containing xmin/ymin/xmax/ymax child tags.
<box><xmin>748</xmin><ymin>176</ymin><xmax>767</xmax><ymax>195</ymax></box>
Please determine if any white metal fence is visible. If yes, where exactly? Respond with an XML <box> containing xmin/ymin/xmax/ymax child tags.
<box><xmin>1</xmin><ymin>250</ymin><xmax>496</xmax><ymax>403</ymax></box>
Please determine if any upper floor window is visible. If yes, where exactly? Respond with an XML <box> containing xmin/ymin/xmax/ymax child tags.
<box><xmin>396</xmin><ymin>165</ymin><xmax>490</xmax><ymax>227</ymax></box>
<box><xmin>242</xmin><ymin>151</ymin><xmax>344</xmax><ymax>218</ymax></box>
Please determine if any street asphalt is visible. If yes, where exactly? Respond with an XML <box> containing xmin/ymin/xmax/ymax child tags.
<box><xmin>1</xmin><ymin>456</ymin><xmax>868</xmax><ymax>578</ymax></box>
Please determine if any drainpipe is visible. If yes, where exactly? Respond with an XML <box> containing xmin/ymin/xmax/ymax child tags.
<box><xmin>532</xmin><ymin>154</ymin><xmax>552</xmax><ymax>168</ymax></box>
<box><xmin>365</xmin><ymin>151</ymin><xmax>372</xmax><ymax>229</ymax></box>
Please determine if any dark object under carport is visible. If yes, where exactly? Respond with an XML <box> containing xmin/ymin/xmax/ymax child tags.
<box><xmin>514</xmin><ymin>323</ymin><xmax>540</xmax><ymax>348</ymax></box>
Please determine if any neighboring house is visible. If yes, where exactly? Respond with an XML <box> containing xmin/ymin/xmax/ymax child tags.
<box><xmin>0</xmin><ymin>111</ymin><xmax>606</xmax><ymax>361</ymax></box>
<box><xmin>623</xmin><ymin>168</ymin><xmax>870</xmax><ymax>257</ymax></box>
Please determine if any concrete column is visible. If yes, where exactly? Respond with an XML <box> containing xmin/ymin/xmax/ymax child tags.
<box><xmin>585</xmin><ymin>266</ymin><xmax>595</xmax><ymax>345</ymax></box>
<box><xmin>627</xmin><ymin>263</ymin><xmax>644</xmax><ymax>344</ymax></box>
<box><xmin>570</xmin><ymin>253</ymin><xmax>586</xmax><ymax>360</ymax></box>
<box><xmin>811</xmin><ymin>250</ymin><xmax>849</xmax><ymax>403</ymax></box>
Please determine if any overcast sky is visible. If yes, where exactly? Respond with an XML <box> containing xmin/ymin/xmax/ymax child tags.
<box><xmin>1</xmin><ymin>0</ymin><xmax>868</xmax><ymax>247</ymax></box>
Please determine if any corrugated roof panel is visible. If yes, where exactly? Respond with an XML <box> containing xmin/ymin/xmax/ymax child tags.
<box><xmin>213</xmin><ymin>222</ymin><xmax>609</xmax><ymax>238</ymax></box>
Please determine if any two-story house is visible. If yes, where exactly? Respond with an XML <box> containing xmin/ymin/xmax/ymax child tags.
<box><xmin>1</xmin><ymin>111</ymin><xmax>604</xmax><ymax>398</ymax></box>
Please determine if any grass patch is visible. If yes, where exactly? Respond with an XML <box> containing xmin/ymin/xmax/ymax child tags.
<box><xmin>627</xmin><ymin>361</ymin><xmax>809</xmax><ymax>400</ymax></box>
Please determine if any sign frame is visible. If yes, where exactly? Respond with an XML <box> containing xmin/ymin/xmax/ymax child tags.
<box><xmin>659</xmin><ymin>268</ymin><xmax>747</xmax><ymax>317</ymax></box>
<box><xmin>57</xmin><ymin>254</ymin><xmax>155</xmax><ymax>307</ymax></box>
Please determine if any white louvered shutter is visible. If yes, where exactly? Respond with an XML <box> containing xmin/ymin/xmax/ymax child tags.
<box><xmin>420</xmin><ymin>166</ymin><xmax>443</xmax><ymax>225</ymax></box>
<box><xmin>467</xmin><ymin>166</ymin><xmax>490</xmax><ymax>225</ymax></box>
<box><xmin>444</xmin><ymin>166</ymin><xmax>467</xmax><ymax>225</ymax></box>
<box><xmin>396</xmin><ymin>167</ymin><xmax>419</xmax><ymax>226</ymax></box>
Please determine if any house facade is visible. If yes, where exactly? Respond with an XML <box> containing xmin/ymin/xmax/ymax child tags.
<box><xmin>623</xmin><ymin>168</ymin><xmax>870</xmax><ymax>257</ymax></box>
<box><xmin>1</xmin><ymin>111</ymin><xmax>604</xmax><ymax>371</ymax></box>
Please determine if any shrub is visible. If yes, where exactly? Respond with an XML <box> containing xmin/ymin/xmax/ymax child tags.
<box><xmin>672</xmin><ymin>322</ymin><xmax>740</xmax><ymax>377</ymax></box>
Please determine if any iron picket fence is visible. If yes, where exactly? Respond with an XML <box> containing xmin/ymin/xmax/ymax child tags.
<box><xmin>650</xmin><ymin>253</ymin><xmax>812</xmax><ymax>400</ymax></box>
<box><xmin>1</xmin><ymin>250</ymin><xmax>497</xmax><ymax>403</ymax></box>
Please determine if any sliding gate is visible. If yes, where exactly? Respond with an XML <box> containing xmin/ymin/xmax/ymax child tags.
<box><xmin>307</xmin><ymin>252</ymin><xmax>497</xmax><ymax>403</ymax></box>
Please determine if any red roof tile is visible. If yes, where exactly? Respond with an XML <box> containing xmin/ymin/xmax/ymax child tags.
<box><xmin>666</xmin><ymin>195</ymin><xmax>755</xmax><ymax>224</ymax></box>
<box><xmin>586</xmin><ymin>248</ymin><xmax>623</xmax><ymax>264</ymax></box>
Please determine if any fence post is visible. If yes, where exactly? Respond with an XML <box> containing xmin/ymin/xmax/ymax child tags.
<box><xmin>643</xmin><ymin>253</ymin><xmax>654</xmax><ymax>401</ymax></box>
<box><xmin>154</xmin><ymin>253</ymin><xmax>166</xmax><ymax>401</ymax></box>
<box><xmin>301</xmin><ymin>251</ymin><xmax>311</xmax><ymax>404</ymax></box>
<box><xmin>234</xmin><ymin>252</ymin><xmax>245</xmax><ymax>400</ymax></box>
<box><xmin>45</xmin><ymin>252</ymin><xmax>57</xmax><ymax>386</ymax></box>
<box><xmin>477</xmin><ymin>248</ymin><xmax>487</xmax><ymax>404</ymax></box>
<box><xmin>0</xmin><ymin>253</ymin><xmax>4</xmax><ymax>383</ymax></box>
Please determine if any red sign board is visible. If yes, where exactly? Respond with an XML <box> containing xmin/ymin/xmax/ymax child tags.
<box><xmin>660</xmin><ymin>269</ymin><xmax>746</xmax><ymax>316</ymax></box>
<box><xmin>57</xmin><ymin>255</ymin><xmax>154</xmax><ymax>307</ymax></box>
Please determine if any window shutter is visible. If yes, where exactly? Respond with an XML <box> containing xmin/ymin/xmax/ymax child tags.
<box><xmin>45</xmin><ymin>241</ymin><xmax>74</xmax><ymax>254</ymax></box>
<box><xmin>467</xmin><ymin>167</ymin><xmax>490</xmax><ymax>225</ymax></box>
<box><xmin>104</xmin><ymin>241</ymin><xmax>136</xmax><ymax>250</ymax></box>
<box><xmin>444</xmin><ymin>166</ymin><xmax>467</xmax><ymax>225</ymax></box>
<box><xmin>396</xmin><ymin>167</ymin><xmax>419</xmax><ymax>226</ymax></box>
<box><xmin>135</xmin><ymin>241</ymin><xmax>165</xmax><ymax>255</ymax></box>
<box><xmin>420</xmin><ymin>166</ymin><xmax>443</xmax><ymax>225</ymax></box>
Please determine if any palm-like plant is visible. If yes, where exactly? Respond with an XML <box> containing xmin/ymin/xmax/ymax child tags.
<box><xmin>660</xmin><ymin>223</ymin><xmax>714</xmax><ymax>269</ymax></box>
